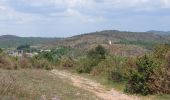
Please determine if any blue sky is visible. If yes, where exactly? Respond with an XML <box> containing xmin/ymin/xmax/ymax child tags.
<box><xmin>0</xmin><ymin>0</ymin><xmax>170</xmax><ymax>37</ymax></box>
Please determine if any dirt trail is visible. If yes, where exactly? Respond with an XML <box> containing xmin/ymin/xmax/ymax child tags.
<box><xmin>51</xmin><ymin>70</ymin><xmax>140</xmax><ymax>100</ymax></box>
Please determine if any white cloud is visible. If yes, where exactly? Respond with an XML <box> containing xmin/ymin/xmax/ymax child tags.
<box><xmin>161</xmin><ymin>0</ymin><xmax>170</xmax><ymax>8</ymax></box>
<box><xmin>49</xmin><ymin>8</ymin><xmax>105</xmax><ymax>23</ymax></box>
<box><xmin>0</xmin><ymin>5</ymin><xmax>44</xmax><ymax>24</ymax></box>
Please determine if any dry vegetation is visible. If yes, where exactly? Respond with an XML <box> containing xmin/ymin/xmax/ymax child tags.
<box><xmin>0</xmin><ymin>69</ymin><xmax>100</xmax><ymax>100</ymax></box>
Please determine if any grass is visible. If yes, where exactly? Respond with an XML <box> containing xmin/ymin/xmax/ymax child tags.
<box><xmin>70</xmin><ymin>69</ymin><xmax>170</xmax><ymax>100</ymax></box>
<box><xmin>70</xmin><ymin>69</ymin><xmax>125</xmax><ymax>91</ymax></box>
<box><xmin>0</xmin><ymin>69</ymin><xmax>100</xmax><ymax>100</ymax></box>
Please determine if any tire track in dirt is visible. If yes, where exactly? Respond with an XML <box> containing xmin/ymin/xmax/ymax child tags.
<box><xmin>51</xmin><ymin>70</ymin><xmax>141</xmax><ymax>100</ymax></box>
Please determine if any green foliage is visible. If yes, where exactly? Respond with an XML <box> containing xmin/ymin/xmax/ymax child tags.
<box><xmin>125</xmin><ymin>55</ymin><xmax>159</xmax><ymax>95</ymax></box>
<box><xmin>76</xmin><ymin>45</ymin><xmax>107</xmax><ymax>73</ymax></box>
<box><xmin>36</xmin><ymin>47</ymin><xmax>71</xmax><ymax>64</ymax></box>
<box><xmin>17</xmin><ymin>44</ymin><xmax>30</xmax><ymax>50</ymax></box>
<box><xmin>76</xmin><ymin>57</ymin><xmax>98</xmax><ymax>73</ymax></box>
<box><xmin>87</xmin><ymin>45</ymin><xmax>106</xmax><ymax>60</ymax></box>
<box><xmin>91</xmin><ymin>56</ymin><xmax>127</xmax><ymax>82</ymax></box>
<box><xmin>0</xmin><ymin>35</ymin><xmax>59</xmax><ymax>48</ymax></box>
<box><xmin>0</xmin><ymin>48</ymin><xmax>2</xmax><ymax>54</ymax></box>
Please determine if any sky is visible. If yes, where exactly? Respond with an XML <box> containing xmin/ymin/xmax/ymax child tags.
<box><xmin>0</xmin><ymin>0</ymin><xmax>170</xmax><ymax>37</ymax></box>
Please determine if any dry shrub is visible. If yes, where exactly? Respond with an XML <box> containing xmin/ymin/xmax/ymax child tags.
<box><xmin>17</xmin><ymin>57</ymin><xmax>32</xmax><ymax>69</ymax></box>
<box><xmin>60</xmin><ymin>57</ymin><xmax>74</xmax><ymax>68</ymax></box>
<box><xmin>0</xmin><ymin>54</ymin><xmax>15</xmax><ymax>70</ymax></box>
<box><xmin>32</xmin><ymin>58</ymin><xmax>53</xmax><ymax>70</ymax></box>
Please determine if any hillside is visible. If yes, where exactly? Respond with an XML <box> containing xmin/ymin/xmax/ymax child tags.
<box><xmin>148</xmin><ymin>30</ymin><xmax>170</xmax><ymax>35</ymax></box>
<box><xmin>0</xmin><ymin>35</ymin><xmax>60</xmax><ymax>48</ymax></box>
<box><xmin>48</xmin><ymin>30</ymin><xmax>169</xmax><ymax>48</ymax></box>
<box><xmin>45</xmin><ymin>30</ymin><xmax>170</xmax><ymax>56</ymax></box>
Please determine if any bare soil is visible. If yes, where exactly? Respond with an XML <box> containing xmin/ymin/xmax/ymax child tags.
<box><xmin>51</xmin><ymin>70</ymin><xmax>141</xmax><ymax>100</ymax></box>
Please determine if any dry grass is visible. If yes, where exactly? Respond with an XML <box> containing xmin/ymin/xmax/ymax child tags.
<box><xmin>0</xmin><ymin>69</ymin><xmax>100</xmax><ymax>100</ymax></box>
<box><xmin>0</xmin><ymin>71</ymin><xmax>38</xmax><ymax>100</ymax></box>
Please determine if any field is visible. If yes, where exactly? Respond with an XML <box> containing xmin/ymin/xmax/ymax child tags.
<box><xmin>0</xmin><ymin>69</ymin><xmax>100</xmax><ymax>100</ymax></box>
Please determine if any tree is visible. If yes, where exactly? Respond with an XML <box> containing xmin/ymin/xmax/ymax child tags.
<box><xmin>77</xmin><ymin>45</ymin><xmax>107</xmax><ymax>73</ymax></box>
<box><xmin>87</xmin><ymin>45</ymin><xmax>106</xmax><ymax>60</ymax></box>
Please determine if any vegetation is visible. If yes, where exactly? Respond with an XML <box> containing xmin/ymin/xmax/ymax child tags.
<box><xmin>115</xmin><ymin>40</ymin><xmax>157</xmax><ymax>49</ymax></box>
<box><xmin>74</xmin><ymin>45</ymin><xmax>170</xmax><ymax>96</ymax></box>
<box><xmin>76</xmin><ymin>45</ymin><xmax>106</xmax><ymax>73</ymax></box>
<box><xmin>60</xmin><ymin>56</ymin><xmax>74</xmax><ymax>68</ymax></box>
<box><xmin>0</xmin><ymin>35</ymin><xmax>60</xmax><ymax>48</ymax></box>
<box><xmin>0</xmin><ymin>69</ymin><xmax>99</xmax><ymax>100</ymax></box>
<box><xmin>36</xmin><ymin>47</ymin><xmax>71</xmax><ymax>65</ymax></box>
<box><xmin>0</xmin><ymin>41</ymin><xmax>170</xmax><ymax>99</ymax></box>
<box><xmin>0</xmin><ymin>48</ymin><xmax>2</xmax><ymax>53</ymax></box>
<box><xmin>125</xmin><ymin>45</ymin><xmax>170</xmax><ymax>95</ymax></box>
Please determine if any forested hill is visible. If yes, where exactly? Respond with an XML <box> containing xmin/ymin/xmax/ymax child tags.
<box><xmin>46</xmin><ymin>30</ymin><xmax>170</xmax><ymax>49</ymax></box>
<box><xmin>0</xmin><ymin>35</ymin><xmax>61</xmax><ymax>48</ymax></box>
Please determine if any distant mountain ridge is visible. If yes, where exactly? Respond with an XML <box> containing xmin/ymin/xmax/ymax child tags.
<box><xmin>1</xmin><ymin>30</ymin><xmax>170</xmax><ymax>49</ymax></box>
<box><xmin>47</xmin><ymin>30</ymin><xmax>170</xmax><ymax>48</ymax></box>
<box><xmin>44</xmin><ymin>30</ymin><xmax>170</xmax><ymax>56</ymax></box>
<box><xmin>147</xmin><ymin>30</ymin><xmax>170</xmax><ymax>35</ymax></box>
<box><xmin>0</xmin><ymin>35</ymin><xmax>61</xmax><ymax>48</ymax></box>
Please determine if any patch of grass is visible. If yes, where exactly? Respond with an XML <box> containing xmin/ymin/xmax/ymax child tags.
<box><xmin>72</xmin><ymin>71</ymin><xmax>125</xmax><ymax>91</ymax></box>
<box><xmin>154</xmin><ymin>94</ymin><xmax>170</xmax><ymax>100</ymax></box>
<box><xmin>0</xmin><ymin>69</ymin><xmax>100</xmax><ymax>100</ymax></box>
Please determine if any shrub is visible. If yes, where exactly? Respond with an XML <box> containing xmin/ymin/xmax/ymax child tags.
<box><xmin>76</xmin><ymin>58</ymin><xmax>97</xmax><ymax>73</ymax></box>
<box><xmin>77</xmin><ymin>45</ymin><xmax>107</xmax><ymax>73</ymax></box>
<box><xmin>87</xmin><ymin>45</ymin><xmax>106</xmax><ymax>60</ymax></box>
<box><xmin>0</xmin><ymin>54</ymin><xmax>15</xmax><ymax>70</ymax></box>
<box><xmin>153</xmin><ymin>44</ymin><xmax>170</xmax><ymax>60</ymax></box>
<box><xmin>60</xmin><ymin>57</ymin><xmax>74</xmax><ymax>68</ymax></box>
<box><xmin>32</xmin><ymin>58</ymin><xmax>53</xmax><ymax>70</ymax></box>
<box><xmin>17</xmin><ymin>57</ymin><xmax>32</xmax><ymax>69</ymax></box>
<box><xmin>125</xmin><ymin>55</ymin><xmax>160</xmax><ymax>95</ymax></box>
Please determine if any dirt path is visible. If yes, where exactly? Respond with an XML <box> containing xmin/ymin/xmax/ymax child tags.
<box><xmin>51</xmin><ymin>70</ymin><xmax>140</xmax><ymax>100</ymax></box>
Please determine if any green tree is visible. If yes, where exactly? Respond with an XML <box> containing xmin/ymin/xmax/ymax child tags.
<box><xmin>87</xmin><ymin>45</ymin><xmax>106</xmax><ymax>60</ymax></box>
<box><xmin>77</xmin><ymin>45</ymin><xmax>107</xmax><ymax>73</ymax></box>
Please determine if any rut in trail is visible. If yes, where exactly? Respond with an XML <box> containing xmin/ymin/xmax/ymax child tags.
<box><xmin>51</xmin><ymin>70</ymin><xmax>141</xmax><ymax>100</ymax></box>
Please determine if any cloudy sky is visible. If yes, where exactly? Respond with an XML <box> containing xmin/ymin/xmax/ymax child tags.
<box><xmin>0</xmin><ymin>0</ymin><xmax>170</xmax><ymax>37</ymax></box>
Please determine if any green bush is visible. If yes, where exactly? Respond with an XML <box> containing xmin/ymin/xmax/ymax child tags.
<box><xmin>87</xmin><ymin>45</ymin><xmax>106</xmax><ymax>60</ymax></box>
<box><xmin>125</xmin><ymin>55</ymin><xmax>160</xmax><ymax>95</ymax></box>
<box><xmin>76</xmin><ymin>45</ymin><xmax>107</xmax><ymax>73</ymax></box>
<box><xmin>91</xmin><ymin>56</ymin><xmax>127</xmax><ymax>82</ymax></box>
<box><xmin>36</xmin><ymin>47</ymin><xmax>72</xmax><ymax>65</ymax></box>
<box><xmin>76</xmin><ymin>58</ymin><xmax>99</xmax><ymax>73</ymax></box>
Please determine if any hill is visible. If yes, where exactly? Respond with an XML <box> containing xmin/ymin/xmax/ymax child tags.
<box><xmin>0</xmin><ymin>35</ymin><xmax>60</xmax><ymax>48</ymax></box>
<box><xmin>45</xmin><ymin>30</ymin><xmax>170</xmax><ymax>56</ymax></box>
<box><xmin>48</xmin><ymin>30</ymin><xmax>169</xmax><ymax>47</ymax></box>
<box><xmin>147</xmin><ymin>30</ymin><xmax>170</xmax><ymax>35</ymax></box>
